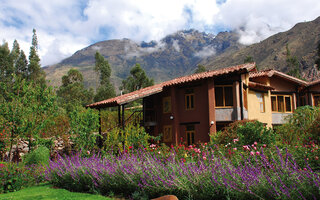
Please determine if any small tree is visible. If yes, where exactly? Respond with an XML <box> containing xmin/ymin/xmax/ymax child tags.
<box><xmin>316</xmin><ymin>42</ymin><xmax>320</xmax><ymax>69</ymax></box>
<box><xmin>94</xmin><ymin>52</ymin><xmax>115</xmax><ymax>102</ymax></box>
<box><xmin>286</xmin><ymin>44</ymin><xmax>301</xmax><ymax>78</ymax></box>
<box><xmin>194</xmin><ymin>64</ymin><xmax>207</xmax><ymax>74</ymax></box>
<box><xmin>56</xmin><ymin>69</ymin><xmax>94</xmax><ymax>109</ymax></box>
<box><xmin>121</xmin><ymin>63</ymin><xmax>154</xmax><ymax>93</ymax></box>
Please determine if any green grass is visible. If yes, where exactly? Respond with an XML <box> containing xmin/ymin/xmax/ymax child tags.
<box><xmin>0</xmin><ymin>184</ymin><xmax>113</xmax><ymax>200</ymax></box>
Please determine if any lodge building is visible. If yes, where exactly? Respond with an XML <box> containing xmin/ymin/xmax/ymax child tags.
<box><xmin>87</xmin><ymin>63</ymin><xmax>320</xmax><ymax>146</ymax></box>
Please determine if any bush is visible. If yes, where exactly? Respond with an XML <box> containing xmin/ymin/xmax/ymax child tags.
<box><xmin>23</xmin><ymin>146</ymin><xmax>50</xmax><ymax>166</ymax></box>
<box><xmin>102</xmin><ymin>125</ymin><xmax>160</xmax><ymax>153</ymax></box>
<box><xmin>210</xmin><ymin>120</ymin><xmax>275</xmax><ymax>146</ymax></box>
<box><xmin>0</xmin><ymin>162</ymin><xmax>46</xmax><ymax>193</ymax></box>
<box><xmin>276</xmin><ymin>106</ymin><xmax>320</xmax><ymax>145</ymax></box>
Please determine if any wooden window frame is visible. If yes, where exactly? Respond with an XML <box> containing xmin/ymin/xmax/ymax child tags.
<box><xmin>185</xmin><ymin>89</ymin><xmax>195</xmax><ymax>110</ymax></box>
<box><xmin>215</xmin><ymin>85</ymin><xmax>234</xmax><ymax>108</ymax></box>
<box><xmin>163</xmin><ymin>125</ymin><xmax>172</xmax><ymax>142</ymax></box>
<box><xmin>313</xmin><ymin>94</ymin><xmax>320</xmax><ymax>107</ymax></box>
<box><xmin>186</xmin><ymin>125</ymin><xmax>195</xmax><ymax>146</ymax></box>
<box><xmin>162</xmin><ymin>96</ymin><xmax>172</xmax><ymax>113</ymax></box>
<box><xmin>256</xmin><ymin>92</ymin><xmax>265</xmax><ymax>113</ymax></box>
<box><xmin>271</xmin><ymin>95</ymin><xmax>293</xmax><ymax>113</ymax></box>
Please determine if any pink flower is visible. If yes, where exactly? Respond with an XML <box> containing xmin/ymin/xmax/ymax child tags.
<box><xmin>0</xmin><ymin>163</ymin><xmax>4</xmax><ymax>168</ymax></box>
<box><xmin>87</xmin><ymin>151</ymin><xmax>90</xmax><ymax>155</ymax></box>
<box><xmin>256</xmin><ymin>151</ymin><xmax>260</xmax><ymax>156</ymax></box>
<box><xmin>253</xmin><ymin>146</ymin><xmax>257</xmax><ymax>150</ymax></box>
<box><xmin>233</xmin><ymin>148</ymin><xmax>237</xmax><ymax>151</ymax></box>
<box><xmin>203</xmin><ymin>156</ymin><xmax>207</xmax><ymax>160</ymax></box>
<box><xmin>250</xmin><ymin>151</ymin><xmax>254</xmax><ymax>156</ymax></box>
<box><xmin>263</xmin><ymin>144</ymin><xmax>267</xmax><ymax>148</ymax></box>
<box><xmin>303</xmin><ymin>168</ymin><xmax>307</xmax><ymax>171</ymax></box>
<box><xmin>233</xmin><ymin>138</ymin><xmax>239</xmax><ymax>143</ymax></box>
<box><xmin>254</xmin><ymin>141</ymin><xmax>258</xmax><ymax>146</ymax></box>
<box><xmin>315</xmin><ymin>156</ymin><xmax>319</xmax><ymax>160</ymax></box>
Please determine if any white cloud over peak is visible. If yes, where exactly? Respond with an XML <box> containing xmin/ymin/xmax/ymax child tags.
<box><xmin>0</xmin><ymin>0</ymin><xmax>320</xmax><ymax>66</ymax></box>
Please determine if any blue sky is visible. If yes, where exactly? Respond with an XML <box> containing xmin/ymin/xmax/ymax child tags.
<box><xmin>1</xmin><ymin>0</ymin><xmax>320</xmax><ymax>66</ymax></box>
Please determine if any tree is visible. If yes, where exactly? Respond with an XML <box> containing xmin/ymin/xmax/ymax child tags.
<box><xmin>286</xmin><ymin>44</ymin><xmax>301</xmax><ymax>78</ymax></box>
<box><xmin>121</xmin><ymin>63</ymin><xmax>154</xmax><ymax>93</ymax></box>
<box><xmin>56</xmin><ymin>69</ymin><xmax>94</xmax><ymax>110</ymax></box>
<box><xmin>194</xmin><ymin>64</ymin><xmax>207</xmax><ymax>74</ymax></box>
<box><xmin>9</xmin><ymin>40</ymin><xmax>28</xmax><ymax>78</ymax></box>
<box><xmin>0</xmin><ymin>42</ymin><xmax>14</xmax><ymax>84</ymax></box>
<box><xmin>94</xmin><ymin>52</ymin><xmax>115</xmax><ymax>102</ymax></box>
<box><xmin>28</xmin><ymin>29</ymin><xmax>46</xmax><ymax>86</ymax></box>
<box><xmin>0</xmin><ymin>76</ymin><xmax>57</xmax><ymax>157</ymax></box>
<box><xmin>244</xmin><ymin>55</ymin><xmax>254</xmax><ymax>64</ymax></box>
<box><xmin>316</xmin><ymin>42</ymin><xmax>320</xmax><ymax>70</ymax></box>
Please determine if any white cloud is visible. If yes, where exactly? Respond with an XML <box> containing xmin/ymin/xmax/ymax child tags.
<box><xmin>216</xmin><ymin>0</ymin><xmax>320</xmax><ymax>44</ymax></box>
<box><xmin>172</xmin><ymin>40</ymin><xmax>180</xmax><ymax>52</ymax></box>
<box><xmin>194</xmin><ymin>46</ymin><xmax>216</xmax><ymax>58</ymax></box>
<box><xmin>0</xmin><ymin>0</ymin><xmax>320</xmax><ymax>65</ymax></box>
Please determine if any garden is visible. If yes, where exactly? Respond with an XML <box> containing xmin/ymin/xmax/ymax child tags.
<box><xmin>0</xmin><ymin>105</ymin><xmax>319</xmax><ymax>200</ymax></box>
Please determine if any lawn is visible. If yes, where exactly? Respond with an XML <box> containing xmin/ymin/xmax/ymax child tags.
<box><xmin>0</xmin><ymin>184</ymin><xmax>113</xmax><ymax>200</ymax></box>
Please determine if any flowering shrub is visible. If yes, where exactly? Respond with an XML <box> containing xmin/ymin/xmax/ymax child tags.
<box><xmin>46</xmin><ymin>148</ymin><xmax>320</xmax><ymax>200</ymax></box>
<box><xmin>0</xmin><ymin>162</ymin><xmax>46</xmax><ymax>193</ymax></box>
<box><xmin>210</xmin><ymin>120</ymin><xmax>275</xmax><ymax>147</ymax></box>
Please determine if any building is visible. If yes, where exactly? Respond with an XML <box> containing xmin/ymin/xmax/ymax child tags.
<box><xmin>87</xmin><ymin>63</ymin><xmax>320</xmax><ymax>145</ymax></box>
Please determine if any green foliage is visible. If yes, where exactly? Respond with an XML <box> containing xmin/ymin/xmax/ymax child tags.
<box><xmin>276</xmin><ymin>105</ymin><xmax>320</xmax><ymax>145</ymax></box>
<box><xmin>0</xmin><ymin>76</ymin><xmax>57</xmax><ymax>154</ymax></box>
<box><xmin>102</xmin><ymin>125</ymin><xmax>160</xmax><ymax>153</ymax></box>
<box><xmin>210</xmin><ymin>120</ymin><xmax>275</xmax><ymax>146</ymax></box>
<box><xmin>0</xmin><ymin>42</ymin><xmax>14</xmax><ymax>84</ymax></box>
<box><xmin>286</xmin><ymin>44</ymin><xmax>301</xmax><ymax>78</ymax></box>
<box><xmin>28</xmin><ymin>29</ymin><xmax>46</xmax><ymax>86</ymax></box>
<box><xmin>194</xmin><ymin>64</ymin><xmax>207</xmax><ymax>74</ymax></box>
<box><xmin>56</xmin><ymin>69</ymin><xmax>94</xmax><ymax>108</ymax></box>
<box><xmin>69</xmin><ymin>105</ymin><xmax>99</xmax><ymax>153</ymax></box>
<box><xmin>120</xmin><ymin>63</ymin><xmax>154</xmax><ymax>93</ymax></box>
<box><xmin>0</xmin><ymin>162</ymin><xmax>46</xmax><ymax>194</ymax></box>
<box><xmin>243</xmin><ymin>55</ymin><xmax>254</xmax><ymax>63</ymax></box>
<box><xmin>94</xmin><ymin>52</ymin><xmax>115</xmax><ymax>102</ymax></box>
<box><xmin>316</xmin><ymin>42</ymin><xmax>320</xmax><ymax>69</ymax></box>
<box><xmin>23</xmin><ymin>146</ymin><xmax>50</xmax><ymax>166</ymax></box>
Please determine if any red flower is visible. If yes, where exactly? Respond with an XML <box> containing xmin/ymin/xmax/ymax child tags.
<box><xmin>0</xmin><ymin>163</ymin><xmax>4</xmax><ymax>168</ymax></box>
<box><xmin>128</xmin><ymin>146</ymin><xmax>133</xmax><ymax>150</ymax></box>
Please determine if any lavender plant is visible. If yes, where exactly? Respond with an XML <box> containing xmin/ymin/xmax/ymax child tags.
<box><xmin>45</xmin><ymin>148</ymin><xmax>320</xmax><ymax>200</ymax></box>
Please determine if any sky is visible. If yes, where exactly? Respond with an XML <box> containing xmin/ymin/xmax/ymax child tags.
<box><xmin>1</xmin><ymin>0</ymin><xmax>320</xmax><ymax>66</ymax></box>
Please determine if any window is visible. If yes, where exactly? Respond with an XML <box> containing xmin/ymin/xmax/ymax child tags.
<box><xmin>314</xmin><ymin>95</ymin><xmax>320</xmax><ymax>106</ymax></box>
<box><xmin>215</xmin><ymin>86</ymin><xmax>233</xmax><ymax>107</ymax></box>
<box><xmin>163</xmin><ymin>96</ymin><xmax>171</xmax><ymax>113</ymax></box>
<box><xmin>271</xmin><ymin>95</ymin><xmax>292</xmax><ymax>113</ymax></box>
<box><xmin>186</xmin><ymin>125</ymin><xmax>195</xmax><ymax>146</ymax></box>
<box><xmin>185</xmin><ymin>89</ymin><xmax>195</xmax><ymax>110</ymax></box>
<box><xmin>256</xmin><ymin>92</ymin><xmax>265</xmax><ymax>112</ymax></box>
<box><xmin>163</xmin><ymin>125</ymin><xmax>172</xmax><ymax>142</ymax></box>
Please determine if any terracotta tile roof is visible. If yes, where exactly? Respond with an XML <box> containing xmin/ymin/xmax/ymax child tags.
<box><xmin>308</xmin><ymin>79</ymin><xmax>320</xmax><ymax>86</ymax></box>
<box><xmin>248</xmin><ymin>81</ymin><xmax>274</xmax><ymax>91</ymax></box>
<box><xmin>249</xmin><ymin>69</ymin><xmax>308</xmax><ymax>86</ymax></box>
<box><xmin>87</xmin><ymin>63</ymin><xmax>256</xmax><ymax>108</ymax></box>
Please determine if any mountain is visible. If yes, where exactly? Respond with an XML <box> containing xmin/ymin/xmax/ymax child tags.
<box><xmin>201</xmin><ymin>16</ymin><xmax>320</xmax><ymax>80</ymax></box>
<box><xmin>44</xmin><ymin>16</ymin><xmax>320</xmax><ymax>91</ymax></box>
<box><xmin>44</xmin><ymin>30</ymin><xmax>243</xmax><ymax>90</ymax></box>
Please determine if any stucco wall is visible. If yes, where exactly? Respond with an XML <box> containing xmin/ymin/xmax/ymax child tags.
<box><xmin>247</xmin><ymin>90</ymin><xmax>272</xmax><ymax>127</ymax></box>
<box><xmin>272</xmin><ymin>113</ymin><xmax>292</xmax><ymax>124</ymax></box>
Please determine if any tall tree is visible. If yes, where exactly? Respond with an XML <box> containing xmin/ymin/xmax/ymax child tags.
<box><xmin>0</xmin><ymin>42</ymin><xmax>14</xmax><ymax>84</ymax></box>
<box><xmin>94</xmin><ymin>52</ymin><xmax>115</xmax><ymax>102</ymax></box>
<box><xmin>121</xmin><ymin>63</ymin><xmax>154</xmax><ymax>93</ymax></box>
<box><xmin>56</xmin><ymin>69</ymin><xmax>94</xmax><ymax>110</ymax></box>
<box><xmin>28</xmin><ymin>29</ymin><xmax>46</xmax><ymax>85</ymax></box>
<box><xmin>194</xmin><ymin>64</ymin><xmax>207</xmax><ymax>74</ymax></box>
<box><xmin>9</xmin><ymin>40</ymin><xmax>28</xmax><ymax>78</ymax></box>
<box><xmin>316</xmin><ymin>42</ymin><xmax>320</xmax><ymax>70</ymax></box>
<box><xmin>286</xmin><ymin>44</ymin><xmax>301</xmax><ymax>78</ymax></box>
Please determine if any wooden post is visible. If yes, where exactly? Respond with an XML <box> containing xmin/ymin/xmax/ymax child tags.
<box><xmin>118</xmin><ymin>105</ymin><xmax>121</xmax><ymax>127</ymax></box>
<box><xmin>98</xmin><ymin>108</ymin><xmax>102</xmax><ymax>135</ymax></box>
<box><xmin>122</xmin><ymin>104</ymin><xmax>125</xmax><ymax>129</ymax></box>
<box><xmin>208</xmin><ymin>79</ymin><xmax>216</xmax><ymax>135</ymax></box>
<box><xmin>170</xmin><ymin>87</ymin><xmax>180</xmax><ymax>146</ymax></box>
